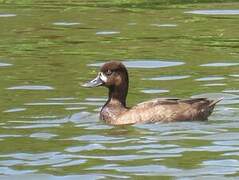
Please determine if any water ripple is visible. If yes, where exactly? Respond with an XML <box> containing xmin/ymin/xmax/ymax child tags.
<box><xmin>0</xmin><ymin>167</ymin><xmax>36</xmax><ymax>175</ymax></box>
<box><xmin>201</xmin><ymin>83</ymin><xmax>226</xmax><ymax>87</ymax></box>
<box><xmin>7</xmin><ymin>85</ymin><xmax>54</xmax><ymax>90</ymax></box>
<box><xmin>65</xmin><ymin>144</ymin><xmax>105</xmax><ymax>153</ymax></box>
<box><xmin>200</xmin><ymin>62</ymin><xmax>239</xmax><ymax>67</ymax></box>
<box><xmin>0</xmin><ymin>2</ymin><xmax>239</xmax><ymax>179</ymax></box>
<box><xmin>143</xmin><ymin>75</ymin><xmax>190</xmax><ymax>81</ymax></box>
<box><xmin>70</xmin><ymin>135</ymin><xmax>123</xmax><ymax>142</ymax></box>
<box><xmin>53</xmin><ymin>22</ymin><xmax>80</xmax><ymax>26</ymax></box>
<box><xmin>30</xmin><ymin>132</ymin><xmax>58</xmax><ymax>140</ymax></box>
<box><xmin>141</xmin><ymin>89</ymin><xmax>169</xmax><ymax>94</ymax></box>
<box><xmin>0</xmin><ymin>14</ymin><xmax>16</xmax><ymax>17</ymax></box>
<box><xmin>3</xmin><ymin>108</ymin><xmax>26</xmax><ymax>113</ymax></box>
<box><xmin>89</xmin><ymin>60</ymin><xmax>184</xmax><ymax>69</ymax></box>
<box><xmin>151</xmin><ymin>24</ymin><xmax>177</xmax><ymax>27</ymax></box>
<box><xmin>185</xmin><ymin>10</ymin><xmax>239</xmax><ymax>15</ymax></box>
<box><xmin>96</xmin><ymin>31</ymin><xmax>120</xmax><ymax>35</ymax></box>
<box><xmin>52</xmin><ymin>159</ymin><xmax>87</xmax><ymax>167</ymax></box>
<box><xmin>195</xmin><ymin>76</ymin><xmax>225</xmax><ymax>81</ymax></box>
<box><xmin>0</xmin><ymin>62</ymin><xmax>12</xmax><ymax>67</ymax></box>
<box><xmin>6</xmin><ymin>124</ymin><xmax>61</xmax><ymax>129</ymax></box>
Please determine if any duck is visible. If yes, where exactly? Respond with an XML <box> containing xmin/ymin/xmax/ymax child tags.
<box><xmin>82</xmin><ymin>61</ymin><xmax>222</xmax><ymax>125</ymax></box>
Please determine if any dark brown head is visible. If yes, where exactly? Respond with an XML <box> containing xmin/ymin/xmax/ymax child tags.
<box><xmin>82</xmin><ymin>61</ymin><xmax>129</xmax><ymax>90</ymax></box>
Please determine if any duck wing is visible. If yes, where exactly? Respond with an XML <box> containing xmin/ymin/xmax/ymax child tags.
<box><xmin>114</xmin><ymin>98</ymin><xmax>222</xmax><ymax>124</ymax></box>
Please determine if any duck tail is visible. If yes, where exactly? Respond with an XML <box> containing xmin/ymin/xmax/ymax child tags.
<box><xmin>209</xmin><ymin>97</ymin><xmax>223</xmax><ymax>107</ymax></box>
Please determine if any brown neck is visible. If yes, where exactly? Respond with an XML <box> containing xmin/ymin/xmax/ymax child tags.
<box><xmin>100</xmin><ymin>83</ymin><xmax>128</xmax><ymax>122</ymax></box>
<box><xmin>108</xmin><ymin>83</ymin><xmax>128</xmax><ymax>107</ymax></box>
<box><xmin>104</xmin><ymin>69</ymin><xmax>129</xmax><ymax>108</ymax></box>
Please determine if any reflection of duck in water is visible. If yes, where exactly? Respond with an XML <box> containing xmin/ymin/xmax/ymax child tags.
<box><xmin>83</xmin><ymin>61</ymin><xmax>222</xmax><ymax>125</ymax></box>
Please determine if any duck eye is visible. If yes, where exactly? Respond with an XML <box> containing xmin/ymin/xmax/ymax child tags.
<box><xmin>105</xmin><ymin>69</ymin><xmax>112</xmax><ymax>76</ymax></box>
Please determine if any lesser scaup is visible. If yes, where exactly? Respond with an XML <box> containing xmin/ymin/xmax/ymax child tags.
<box><xmin>83</xmin><ymin>61</ymin><xmax>222</xmax><ymax>125</ymax></box>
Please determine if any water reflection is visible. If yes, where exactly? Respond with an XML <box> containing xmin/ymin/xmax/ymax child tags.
<box><xmin>195</xmin><ymin>76</ymin><xmax>225</xmax><ymax>81</ymax></box>
<box><xmin>0</xmin><ymin>14</ymin><xmax>16</xmax><ymax>17</ymax></box>
<box><xmin>7</xmin><ymin>85</ymin><xmax>54</xmax><ymax>90</ymax></box>
<box><xmin>0</xmin><ymin>62</ymin><xmax>12</xmax><ymax>67</ymax></box>
<box><xmin>151</xmin><ymin>24</ymin><xmax>177</xmax><ymax>27</ymax></box>
<box><xmin>143</xmin><ymin>75</ymin><xmax>190</xmax><ymax>81</ymax></box>
<box><xmin>0</xmin><ymin>0</ymin><xmax>238</xmax><ymax>179</ymax></box>
<box><xmin>53</xmin><ymin>22</ymin><xmax>80</xmax><ymax>26</ymax></box>
<box><xmin>95</xmin><ymin>31</ymin><xmax>120</xmax><ymax>35</ymax></box>
<box><xmin>141</xmin><ymin>89</ymin><xmax>169</xmax><ymax>94</ymax></box>
<box><xmin>3</xmin><ymin>108</ymin><xmax>26</xmax><ymax>113</ymax></box>
<box><xmin>201</xmin><ymin>83</ymin><xmax>226</xmax><ymax>87</ymax></box>
<box><xmin>30</xmin><ymin>132</ymin><xmax>58</xmax><ymax>140</ymax></box>
<box><xmin>89</xmin><ymin>60</ymin><xmax>185</xmax><ymax>68</ymax></box>
<box><xmin>185</xmin><ymin>10</ymin><xmax>239</xmax><ymax>15</ymax></box>
<box><xmin>200</xmin><ymin>62</ymin><xmax>239</xmax><ymax>67</ymax></box>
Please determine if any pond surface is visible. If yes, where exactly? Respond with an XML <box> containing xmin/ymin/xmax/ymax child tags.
<box><xmin>0</xmin><ymin>0</ymin><xmax>239</xmax><ymax>179</ymax></box>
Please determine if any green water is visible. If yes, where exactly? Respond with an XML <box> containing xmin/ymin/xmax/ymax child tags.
<box><xmin>0</xmin><ymin>0</ymin><xmax>239</xmax><ymax>179</ymax></box>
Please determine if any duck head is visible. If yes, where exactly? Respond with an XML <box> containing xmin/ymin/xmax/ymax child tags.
<box><xmin>82</xmin><ymin>61</ymin><xmax>129</xmax><ymax>106</ymax></box>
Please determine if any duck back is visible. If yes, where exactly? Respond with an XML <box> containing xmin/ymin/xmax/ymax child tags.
<box><xmin>106</xmin><ymin>98</ymin><xmax>221</xmax><ymax>125</ymax></box>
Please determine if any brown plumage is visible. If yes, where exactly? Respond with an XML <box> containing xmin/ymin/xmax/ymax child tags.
<box><xmin>83</xmin><ymin>61</ymin><xmax>222</xmax><ymax>125</ymax></box>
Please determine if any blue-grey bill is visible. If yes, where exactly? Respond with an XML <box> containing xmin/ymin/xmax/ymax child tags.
<box><xmin>82</xmin><ymin>75</ymin><xmax>103</xmax><ymax>88</ymax></box>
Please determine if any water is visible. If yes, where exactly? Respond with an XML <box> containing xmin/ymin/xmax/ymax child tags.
<box><xmin>0</xmin><ymin>0</ymin><xmax>239</xmax><ymax>179</ymax></box>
